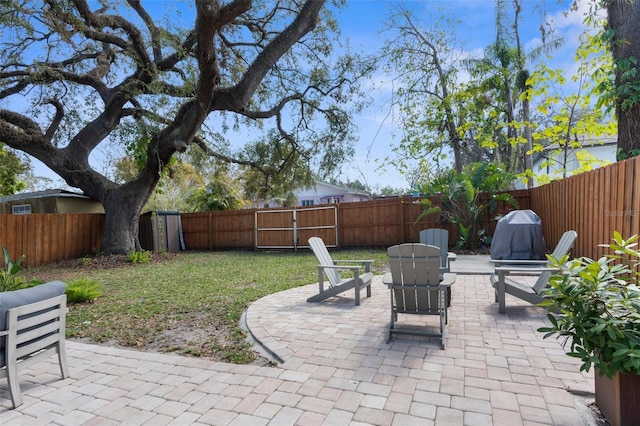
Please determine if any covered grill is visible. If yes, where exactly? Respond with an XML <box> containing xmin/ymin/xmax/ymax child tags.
<box><xmin>490</xmin><ymin>210</ymin><xmax>547</xmax><ymax>260</ymax></box>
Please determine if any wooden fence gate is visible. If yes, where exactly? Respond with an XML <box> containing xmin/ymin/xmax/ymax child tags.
<box><xmin>254</xmin><ymin>206</ymin><xmax>338</xmax><ymax>250</ymax></box>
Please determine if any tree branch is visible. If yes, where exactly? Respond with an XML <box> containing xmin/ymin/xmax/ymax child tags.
<box><xmin>71</xmin><ymin>0</ymin><xmax>154</xmax><ymax>69</ymax></box>
<box><xmin>126</xmin><ymin>0</ymin><xmax>163</xmax><ymax>62</ymax></box>
<box><xmin>216</xmin><ymin>0</ymin><xmax>326</xmax><ymax>111</ymax></box>
<box><xmin>44</xmin><ymin>99</ymin><xmax>64</xmax><ymax>142</ymax></box>
<box><xmin>192</xmin><ymin>135</ymin><xmax>267</xmax><ymax>174</ymax></box>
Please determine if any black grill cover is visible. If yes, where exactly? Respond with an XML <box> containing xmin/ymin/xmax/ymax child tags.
<box><xmin>490</xmin><ymin>210</ymin><xmax>547</xmax><ymax>260</ymax></box>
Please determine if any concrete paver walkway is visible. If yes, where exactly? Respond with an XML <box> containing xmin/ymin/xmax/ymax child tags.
<box><xmin>1</xmin><ymin>274</ymin><xmax>598</xmax><ymax>425</ymax></box>
<box><xmin>449</xmin><ymin>255</ymin><xmax>493</xmax><ymax>275</ymax></box>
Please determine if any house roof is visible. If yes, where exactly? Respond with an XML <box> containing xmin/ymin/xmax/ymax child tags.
<box><xmin>0</xmin><ymin>189</ymin><xmax>95</xmax><ymax>203</ymax></box>
<box><xmin>307</xmin><ymin>181</ymin><xmax>371</xmax><ymax>197</ymax></box>
<box><xmin>539</xmin><ymin>136</ymin><xmax>617</xmax><ymax>150</ymax></box>
<box><xmin>532</xmin><ymin>136</ymin><xmax>617</xmax><ymax>163</ymax></box>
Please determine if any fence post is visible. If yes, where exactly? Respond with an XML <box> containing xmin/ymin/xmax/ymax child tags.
<box><xmin>400</xmin><ymin>198</ymin><xmax>406</xmax><ymax>243</ymax></box>
<box><xmin>337</xmin><ymin>203</ymin><xmax>343</xmax><ymax>249</ymax></box>
<box><xmin>208</xmin><ymin>212</ymin><xmax>213</xmax><ymax>250</ymax></box>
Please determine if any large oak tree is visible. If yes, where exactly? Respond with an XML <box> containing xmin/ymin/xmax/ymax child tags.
<box><xmin>0</xmin><ymin>0</ymin><xmax>367</xmax><ymax>253</ymax></box>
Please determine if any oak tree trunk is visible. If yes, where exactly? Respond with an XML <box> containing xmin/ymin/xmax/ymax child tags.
<box><xmin>101</xmin><ymin>179</ymin><xmax>157</xmax><ymax>254</ymax></box>
<box><xmin>608</xmin><ymin>1</ymin><xmax>640</xmax><ymax>158</ymax></box>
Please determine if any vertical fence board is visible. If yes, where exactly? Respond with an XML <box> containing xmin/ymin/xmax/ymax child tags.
<box><xmin>578</xmin><ymin>172</ymin><xmax>587</xmax><ymax>256</ymax></box>
<box><xmin>618</xmin><ymin>161</ymin><xmax>635</xmax><ymax>235</ymax></box>
<box><xmin>34</xmin><ymin>214</ymin><xmax>44</xmax><ymax>266</ymax></box>
<box><xmin>588</xmin><ymin>168</ymin><xmax>598</xmax><ymax>253</ymax></box>
<box><xmin>0</xmin><ymin>215</ymin><xmax>6</xmax><ymax>258</ymax></box>
<box><xmin>583</xmin><ymin>171</ymin><xmax>592</xmax><ymax>255</ymax></box>
<box><xmin>597</xmin><ymin>168</ymin><xmax>606</xmax><ymax>256</ymax></box>
<box><xmin>607</xmin><ymin>165</ymin><xmax>615</xmax><ymax>253</ymax></box>
<box><xmin>570</xmin><ymin>175</ymin><xmax>578</xmax><ymax>253</ymax></box>
<box><xmin>42</xmin><ymin>214</ymin><xmax>52</xmax><ymax>265</ymax></box>
<box><xmin>633</xmin><ymin>156</ymin><xmax>640</xmax><ymax>238</ymax></box>
<box><xmin>55</xmin><ymin>215</ymin><xmax>67</xmax><ymax>263</ymax></box>
<box><xmin>585</xmin><ymin>170</ymin><xmax>594</xmax><ymax>255</ymax></box>
<box><xmin>25</xmin><ymin>215</ymin><xmax>37</xmax><ymax>265</ymax></box>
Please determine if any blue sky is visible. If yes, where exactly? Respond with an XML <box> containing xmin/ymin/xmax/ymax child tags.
<box><xmin>28</xmin><ymin>0</ymin><xmax>591</xmax><ymax>192</ymax></box>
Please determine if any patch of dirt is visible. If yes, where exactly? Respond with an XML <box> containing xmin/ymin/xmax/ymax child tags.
<box><xmin>25</xmin><ymin>252</ymin><xmax>179</xmax><ymax>283</ymax></box>
<box><xmin>452</xmin><ymin>248</ymin><xmax>491</xmax><ymax>255</ymax></box>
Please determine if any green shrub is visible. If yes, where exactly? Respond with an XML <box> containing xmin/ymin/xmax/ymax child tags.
<box><xmin>66</xmin><ymin>278</ymin><xmax>103</xmax><ymax>303</ymax></box>
<box><xmin>126</xmin><ymin>250</ymin><xmax>151</xmax><ymax>264</ymax></box>
<box><xmin>539</xmin><ymin>232</ymin><xmax>640</xmax><ymax>378</ymax></box>
<box><xmin>1</xmin><ymin>247</ymin><xmax>27</xmax><ymax>291</ymax></box>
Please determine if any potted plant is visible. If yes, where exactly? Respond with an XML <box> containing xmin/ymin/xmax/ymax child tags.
<box><xmin>538</xmin><ymin>232</ymin><xmax>640</xmax><ymax>426</ymax></box>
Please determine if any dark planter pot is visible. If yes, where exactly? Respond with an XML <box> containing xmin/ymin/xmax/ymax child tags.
<box><xmin>595</xmin><ymin>368</ymin><xmax>640</xmax><ymax>426</ymax></box>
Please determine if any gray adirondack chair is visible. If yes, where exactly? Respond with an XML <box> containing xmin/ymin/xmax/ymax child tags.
<box><xmin>307</xmin><ymin>237</ymin><xmax>374</xmax><ymax>306</ymax></box>
<box><xmin>0</xmin><ymin>280</ymin><xmax>69</xmax><ymax>408</ymax></box>
<box><xmin>419</xmin><ymin>228</ymin><xmax>457</xmax><ymax>274</ymax></box>
<box><xmin>383</xmin><ymin>243</ymin><xmax>456</xmax><ymax>348</ymax></box>
<box><xmin>490</xmin><ymin>230</ymin><xmax>577</xmax><ymax>313</ymax></box>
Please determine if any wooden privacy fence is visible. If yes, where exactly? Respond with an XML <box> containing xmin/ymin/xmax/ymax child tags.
<box><xmin>7</xmin><ymin>156</ymin><xmax>640</xmax><ymax>269</ymax></box>
<box><xmin>0</xmin><ymin>191</ymin><xmax>531</xmax><ymax>267</ymax></box>
<box><xmin>181</xmin><ymin>191</ymin><xmax>532</xmax><ymax>250</ymax></box>
<box><xmin>0</xmin><ymin>213</ymin><xmax>102</xmax><ymax>267</ymax></box>
<box><xmin>531</xmin><ymin>155</ymin><xmax>640</xmax><ymax>259</ymax></box>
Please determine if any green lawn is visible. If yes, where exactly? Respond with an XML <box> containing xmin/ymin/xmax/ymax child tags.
<box><xmin>32</xmin><ymin>249</ymin><xmax>389</xmax><ymax>364</ymax></box>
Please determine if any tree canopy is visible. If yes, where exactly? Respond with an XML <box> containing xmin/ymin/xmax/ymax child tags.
<box><xmin>0</xmin><ymin>144</ymin><xmax>29</xmax><ymax>196</ymax></box>
<box><xmin>0</xmin><ymin>0</ymin><xmax>371</xmax><ymax>253</ymax></box>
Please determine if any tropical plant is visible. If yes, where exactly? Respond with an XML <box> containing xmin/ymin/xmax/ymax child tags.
<box><xmin>538</xmin><ymin>232</ymin><xmax>640</xmax><ymax>379</ymax></box>
<box><xmin>0</xmin><ymin>247</ymin><xmax>27</xmax><ymax>292</ymax></box>
<box><xmin>416</xmin><ymin>163</ymin><xmax>517</xmax><ymax>250</ymax></box>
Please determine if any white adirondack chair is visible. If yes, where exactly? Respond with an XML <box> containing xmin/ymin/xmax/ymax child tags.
<box><xmin>307</xmin><ymin>237</ymin><xmax>373</xmax><ymax>306</ymax></box>
<box><xmin>490</xmin><ymin>230</ymin><xmax>577</xmax><ymax>313</ymax></box>
<box><xmin>0</xmin><ymin>280</ymin><xmax>69</xmax><ymax>408</ymax></box>
<box><xmin>383</xmin><ymin>243</ymin><xmax>456</xmax><ymax>348</ymax></box>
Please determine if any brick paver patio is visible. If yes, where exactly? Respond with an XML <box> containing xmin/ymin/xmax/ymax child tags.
<box><xmin>1</xmin><ymin>274</ymin><xmax>599</xmax><ymax>425</ymax></box>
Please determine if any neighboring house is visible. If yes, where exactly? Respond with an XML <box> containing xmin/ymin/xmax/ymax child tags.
<box><xmin>0</xmin><ymin>189</ymin><xmax>104</xmax><ymax>214</ymax></box>
<box><xmin>525</xmin><ymin>136</ymin><xmax>617</xmax><ymax>188</ymax></box>
<box><xmin>255</xmin><ymin>181</ymin><xmax>372</xmax><ymax>208</ymax></box>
